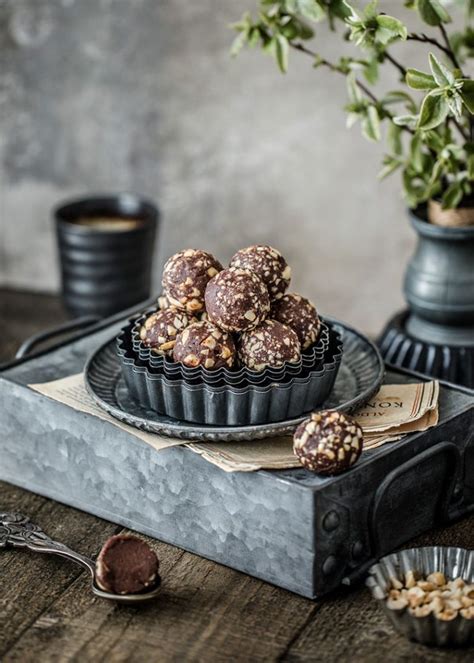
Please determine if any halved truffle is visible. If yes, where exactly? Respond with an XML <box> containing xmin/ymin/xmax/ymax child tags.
<box><xmin>95</xmin><ymin>534</ymin><xmax>160</xmax><ymax>595</ymax></box>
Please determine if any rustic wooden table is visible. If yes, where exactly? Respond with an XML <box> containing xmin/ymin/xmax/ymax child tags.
<box><xmin>1</xmin><ymin>288</ymin><xmax>473</xmax><ymax>663</ymax></box>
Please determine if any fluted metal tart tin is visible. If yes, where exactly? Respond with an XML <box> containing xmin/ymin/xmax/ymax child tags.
<box><xmin>84</xmin><ymin>316</ymin><xmax>385</xmax><ymax>441</ymax></box>
<box><xmin>116</xmin><ymin>321</ymin><xmax>343</xmax><ymax>425</ymax></box>
<box><xmin>366</xmin><ymin>546</ymin><xmax>474</xmax><ymax>647</ymax></box>
<box><xmin>131</xmin><ymin>308</ymin><xmax>330</xmax><ymax>384</ymax></box>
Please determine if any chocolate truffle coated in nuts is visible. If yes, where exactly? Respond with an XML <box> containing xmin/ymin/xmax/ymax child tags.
<box><xmin>205</xmin><ymin>268</ymin><xmax>270</xmax><ymax>332</ymax></box>
<box><xmin>173</xmin><ymin>320</ymin><xmax>236</xmax><ymax>369</ymax></box>
<box><xmin>95</xmin><ymin>534</ymin><xmax>160</xmax><ymax>595</ymax></box>
<box><xmin>229</xmin><ymin>245</ymin><xmax>291</xmax><ymax>300</ymax></box>
<box><xmin>162</xmin><ymin>249</ymin><xmax>223</xmax><ymax>313</ymax></box>
<box><xmin>139</xmin><ymin>308</ymin><xmax>194</xmax><ymax>355</ymax></box>
<box><xmin>271</xmin><ymin>293</ymin><xmax>321</xmax><ymax>350</ymax></box>
<box><xmin>238</xmin><ymin>319</ymin><xmax>301</xmax><ymax>371</ymax></box>
<box><xmin>293</xmin><ymin>410</ymin><xmax>363</xmax><ymax>475</ymax></box>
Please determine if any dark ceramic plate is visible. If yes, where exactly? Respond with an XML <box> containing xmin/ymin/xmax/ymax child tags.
<box><xmin>84</xmin><ymin>318</ymin><xmax>384</xmax><ymax>441</ymax></box>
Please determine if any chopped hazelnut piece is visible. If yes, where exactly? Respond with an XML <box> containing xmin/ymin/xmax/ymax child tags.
<box><xmin>390</xmin><ymin>577</ymin><xmax>403</xmax><ymax>590</ymax></box>
<box><xmin>427</xmin><ymin>572</ymin><xmax>446</xmax><ymax>587</ymax></box>
<box><xmin>386</xmin><ymin>597</ymin><xmax>408</xmax><ymax>610</ymax></box>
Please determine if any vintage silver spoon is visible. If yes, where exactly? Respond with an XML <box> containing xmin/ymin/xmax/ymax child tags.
<box><xmin>0</xmin><ymin>512</ymin><xmax>161</xmax><ymax>604</ymax></box>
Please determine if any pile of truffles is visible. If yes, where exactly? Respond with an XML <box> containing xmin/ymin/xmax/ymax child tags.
<box><xmin>386</xmin><ymin>570</ymin><xmax>474</xmax><ymax>621</ymax></box>
<box><xmin>139</xmin><ymin>245</ymin><xmax>321</xmax><ymax>372</ymax></box>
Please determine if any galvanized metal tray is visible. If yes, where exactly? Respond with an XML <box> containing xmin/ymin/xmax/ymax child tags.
<box><xmin>1</xmin><ymin>304</ymin><xmax>473</xmax><ymax>599</ymax></box>
<box><xmin>84</xmin><ymin>318</ymin><xmax>385</xmax><ymax>441</ymax></box>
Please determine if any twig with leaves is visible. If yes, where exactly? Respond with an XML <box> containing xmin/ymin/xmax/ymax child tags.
<box><xmin>231</xmin><ymin>0</ymin><xmax>474</xmax><ymax>210</ymax></box>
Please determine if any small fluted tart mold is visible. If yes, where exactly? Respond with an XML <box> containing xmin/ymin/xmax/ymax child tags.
<box><xmin>366</xmin><ymin>546</ymin><xmax>474</xmax><ymax>648</ymax></box>
<box><xmin>130</xmin><ymin>307</ymin><xmax>330</xmax><ymax>386</ymax></box>
<box><xmin>116</xmin><ymin>320</ymin><xmax>343</xmax><ymax>425</ymax></box>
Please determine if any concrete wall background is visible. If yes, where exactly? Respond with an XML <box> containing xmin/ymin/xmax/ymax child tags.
<box><xmin>0</xmin><ymin>0</ymin><xmax>460</xmax><ymax>335</ymax></box>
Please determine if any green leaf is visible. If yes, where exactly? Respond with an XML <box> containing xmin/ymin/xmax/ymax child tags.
<box><xmin>402</xmin><ymin>168</ymin><xmax>428</xmax><ymax>207</ymax></box>
<box><xmin>429</xmin><ymin>52</ymin><xmax>454</xmax><ymax>86</ymax></box>
<box><xmin>262</xmin><ymin>36</ymin><xmax>276</xmax><ymax>54</ymax></box>
<box><xmin>417</xmin><ymin>92</ymin><xmax>449</xmax><ymax>130</ymax></box>
<box><xmin>362</xmin><ymin>105</ymin><xmax>381</xmax><ymax>141</ymax></box>
<box><xmin>362</xmin><ymin>0</ymin><xmax>378</xmax><ymax>20</ymax></box>
<box><xmin>393</xmin><ymin>114</ymin><xmax>418</xmax><ymax>129</ymax></box>
<box><xmin>376</xmin><ymin>15</ymin><xmax>407</xmax><ymax>43</ymax></box>
<box><xmin>428</xmin><ymin>159</ymin><xmax>444</xmax><ymax>187</ymax></box>
<box><xmin>248</xmin><ymin>27</ymin><xmax>261</xmax><ymax>47</ymax></box>
<box><xmin>410</xmin><ymin>132</ymin><xmax>424</xmax><ymax>171</ymax></box>
<box><xmin>346</xmin><ymin>112</ymin><xmax>360</xmax><ymax>128</ymax></box>
<box><xmin>387</xmin><ymin>122</ymin><xmax>403</xmax><ymax>156</ymax></box>
<box><xmin>468</xmin><ymin>154</ymin><xmax>474</xmax><ymax>180</ymax></box>
<box><xmin>346</xmin><ymin>73</ymin><xmax>362</xmax><ymax>103</ymax></box>
<box><xmin>275</xmin><ymin>34</ymin><xmax>289</xmax><ymax>73</ymax></box>
<box><xmin>406</xmin><ymin>68</ymin><xmax>437</xmax><ymax>90</ymax></box>
<box><xmin>230</xmin><ymin>31</ymin><xmax>248</xmax><ymax>57</ymax></box>
<box><xmin>416</xmin><ymin>0</ymin><xmax>451</xmax><ymax>26</ymax></box>
<box><xmin>378</xmin><ymin>155</ymin><xmax>403</xmax><ymax>180</ymax></box>
<box><xmin>328</xmin><ymin>0</ymin><xmax>351</xmax><ymax>20</ymax></box>
<box><xmin>288</xmin><ymin>0</ymin><xmax>326</xmax><ymax>22</ymax></box>
<box><xmin>363</xmin><ymin>57</ymin><xmax>378</xmax><ymax>84</ymax></box>
<box><xmin>424</xmin><ymin>130</ymin><xmax>445</xmax><ymax>152</ymax></box>
<box><xmin>461</xmin><ymin>79</ymin><xmax>474</xmax><ymax>114</ymax></box>
<box><xmin>442</xmin><ymin>180</ymin><xmax>464</xmax><ymax>208</ymax></box>
<box><xmin>230</xmin><ymin>12</ymin><xmax>252</xmax><ymax>32</ymax></box>
<box><xmin>446</xmin><ymin>93</ymin><xmax>463</xmax><ymax>121</ymax></box>
<box><xmin>383</xmin><ymin>90</ymin><xmax>417</xmax><ymax>114</ymax></box>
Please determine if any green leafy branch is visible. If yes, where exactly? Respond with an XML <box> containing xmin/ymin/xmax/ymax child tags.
<box><xmin>231</xmin><ymin>0</ymin><xmax>474</xmax><ymax>210</ymax></box>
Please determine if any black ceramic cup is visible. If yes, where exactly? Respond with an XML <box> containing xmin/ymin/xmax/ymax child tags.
<box><xmin>55</xmin><ymin>194</ymin><xmax>159</xmax><ymax>318</ymax></box>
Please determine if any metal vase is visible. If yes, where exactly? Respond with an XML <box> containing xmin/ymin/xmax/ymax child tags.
<box><xmin>404</xmin><ymin>207</ymin><xmax>474</xmax><ymax>346</ymax></box>
<box><xmin>55</xmin><ymin>193</ymin><xmax>159</xmax><ymax>318</ymax></box>
<box><xmin>378</xmin><ymin>206</ymin><xmax>474</xmax><ymax>388</ymax></box>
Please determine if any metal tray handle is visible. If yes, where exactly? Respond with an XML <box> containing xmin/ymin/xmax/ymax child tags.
<box><xmin>342</xmin><ymin>441</ymin><xmax>462</xmax><ymax>589</ymax></box>
<box><xmin>369</xmin><ymin>441</ymin><xmax>462</xmax><ymax>557</ymax></box>
<box><xmin>15</xmin><ymin>316</ymin><xmax>99</xmax><ymax>359</ymax></box>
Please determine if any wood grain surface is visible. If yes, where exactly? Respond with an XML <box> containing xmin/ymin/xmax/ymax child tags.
<box><xmin>1</xmin><ymin>288</ymin><xmax>473</xmax><ymax>663</ymax></box>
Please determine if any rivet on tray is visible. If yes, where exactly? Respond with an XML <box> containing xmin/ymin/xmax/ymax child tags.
<box><xmin>322</xmin><ymin>511</ymin><xmax>340</xmax><ymax>532</ymax></box>
<box><xmin>322</xmin><ymin>555</ymin><xmax>338</xmax><ymax>575</ymax></box>
<box><xmin>351</xmin><ymin>541</ymin><xmax>364</xmax><ymax>559</ymax></box>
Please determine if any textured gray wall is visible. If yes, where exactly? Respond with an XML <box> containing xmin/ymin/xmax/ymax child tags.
<box><xmin>0</xmin><ymin>0</ymin><xmax>454</xmax><ymax>334</ymax></box>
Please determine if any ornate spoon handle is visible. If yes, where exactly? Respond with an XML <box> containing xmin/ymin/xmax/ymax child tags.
<box><xmin>0</xmin><ymin>512</ymin><xmax>96</xmax><ymax>578</ymax></box>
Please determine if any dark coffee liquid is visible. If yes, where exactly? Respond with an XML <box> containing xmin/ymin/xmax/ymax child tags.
<box><xmin>73</xmin><ymin>216</ymin><xmax>144</xmax><ymax>232</ymax></box>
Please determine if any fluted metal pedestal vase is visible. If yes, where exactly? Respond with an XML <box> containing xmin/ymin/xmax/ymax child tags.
<box><xmin>378</xmin><ymin>207</ymin><xmax>474</xmax><ymax>389</ymax></box>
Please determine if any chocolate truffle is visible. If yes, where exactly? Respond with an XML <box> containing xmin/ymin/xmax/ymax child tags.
<box><xmin>229</xmin><ymin>245</ymin><xmax>291</xmax><ymax>300</ymax></box>
<box><xmin>205</xmin><ymin>268</ymin><xmax>270</xmax><ymax>332</ymax></box>
<box><xmin>271</xmin><ymin>293</ymin><xmax>321</xmax><ymax>350</ymax></box>
<box><xmin>95</xmin><ymin>534</ymin><xmax>160</xmax><ymax>595</ymax></box>
<box><xmin>173</xmin><ymin>320</ymin><xmax>236</xmax><ymax>369</ymax></box>
<box><xmin>238</xmin><ymin>319</ymin><xmax>301</xmax><ymax>371</ymax></box>
<box><xmin>293</xmin><ymin>410</ymin><xmax>363</xmax><ymax>475</ymax></box>
<box><xmin>157</xmin><ymin>294</ymin><xmax>170</xmax><ymax>310</ymax></box>
<box><xmin>162</xmin><ymin>249</ymin><xmax>223</xmax><ymax>313</ymax></box>
<box><xmin>139</xmin><ymin>308</ymin><xmax>194</xmax><ymax>355</ymax></box>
